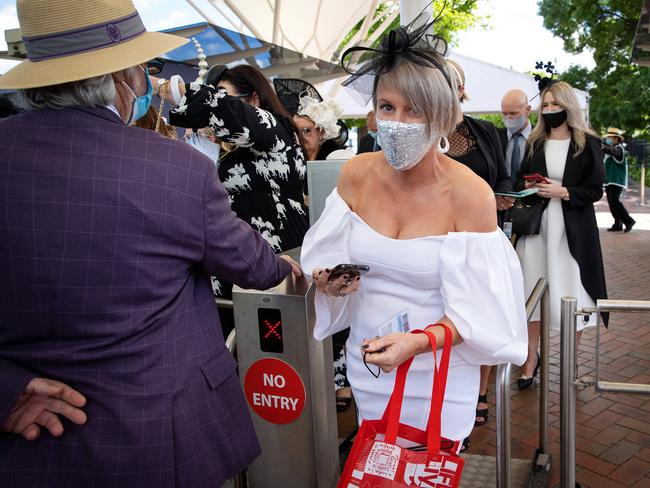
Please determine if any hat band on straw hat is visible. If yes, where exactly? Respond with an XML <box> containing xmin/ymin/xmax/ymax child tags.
<box><xmin>23</xmin><ymin>12</ymin><xmax>146</xmax><ymax>62</ymax></box>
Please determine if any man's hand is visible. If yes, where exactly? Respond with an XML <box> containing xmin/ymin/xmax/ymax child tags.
<box><xmin>1</xmin><ymin>378</ymin><xmax>87</xmax><ymax>441</ymax></box>
<box><xmin>495</xmin><ymin>195</ymin><xmax>514</xmax><ymax>211</ymax></box>
<box><xmin>280</xmin><ymin>255</ymin><xmax>303</xmax><ymax>277</ymax></box>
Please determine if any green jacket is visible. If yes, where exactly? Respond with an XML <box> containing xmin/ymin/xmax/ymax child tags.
<box><xmin>604</xmin><ymin>144</ymin><xmax>627</xmax><ymax>188</ymax></box>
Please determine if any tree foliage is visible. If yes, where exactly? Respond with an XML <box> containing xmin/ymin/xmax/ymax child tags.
<box><xmin>537</xmin><ymin>0</ymin><xmax>649</xmax><ymax>137</ymax></box>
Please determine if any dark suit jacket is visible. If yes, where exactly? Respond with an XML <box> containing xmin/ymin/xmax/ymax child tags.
<box><xmin>0</xmin><ymin>107</ymin><xmax>291</xmax><ymax>486</ymax></box>
<box><xmin>515</xmin><ymin>134</ymin><xmax>607</xmax><ymax>318</ymax></box>
<box><xmin>496</xmin><ymin>126</ymin><xmax>508</xmax><ymax>156</ymax></box>
<box><xmin>357</xmin><ymin>133</ymin><xmax>378</xmax><ymax>154</ymax></box>
<box><xmin>464</xmin><ymin>116</ymin><xmax>511</xmax><ymax>193</ymax></box>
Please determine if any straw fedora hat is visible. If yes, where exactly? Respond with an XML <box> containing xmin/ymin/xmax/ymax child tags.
<box><xmin>604</xmin><ymin>127</ymin><xmax>625</xmax><ymax>141</ymax></box>
<box><xmin>0</xmin><ymin>0</ymin><xmax>188</xmax><ymax>89</ymax></box>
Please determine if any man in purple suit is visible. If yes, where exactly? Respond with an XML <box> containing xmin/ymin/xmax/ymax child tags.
<box><xmin>0</xmin><ymin>0</ymin><xmax>302</xmax><ymax>486</ymax></box>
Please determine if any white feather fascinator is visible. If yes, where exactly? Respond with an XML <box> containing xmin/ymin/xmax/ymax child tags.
<box><xmin>297</xmin><ymin>96</ymin><xmax>343</xmax><ymax>141</ymax></box>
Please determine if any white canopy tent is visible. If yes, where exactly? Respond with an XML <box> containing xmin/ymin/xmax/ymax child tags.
<box><xmin>317</xmin><ymin>52</ymin><xmax>590</xmax><ymax>118</ymax></box>
<box><xmin>182</xmin><ymin>0</ymin><xmax>589</xmax><ymax>119</ymax></box>
<box><xmin>184</xmin><ymin>0</ymin><xmax>393</xmax><ymax>64</ymax></box>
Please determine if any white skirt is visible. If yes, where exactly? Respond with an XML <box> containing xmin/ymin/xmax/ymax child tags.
<box><xmin>516</xmin><ymin>197</ymin><xmax>596</xmax><ymax>331</ymax></box>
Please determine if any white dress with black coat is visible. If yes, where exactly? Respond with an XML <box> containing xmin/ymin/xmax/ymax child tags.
<box><xmin>515</xmin><ymin>135</ymin><xmax>607</xmax><ymax>329</ymax></box>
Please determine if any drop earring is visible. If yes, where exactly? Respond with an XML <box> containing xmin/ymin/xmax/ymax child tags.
<box><xmin>437</xmin><ymin>136</ymin><xmax>449</xmax><ymax>154</ymax></box>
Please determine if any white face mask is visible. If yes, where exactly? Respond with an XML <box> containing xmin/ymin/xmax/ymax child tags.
<box><xmin>376</xmin><ymin>118</ymin><xmax>436</xmax><ymax>171</ymax></box>
<box><xmin>503</xmin><ymin>114</ymin><xmax>527</xmax><ymax>133</ymax></box>
<box><xmin>185</xmin><ymin>132</ymin><xmax>221</xmax><ymax>165</ymax></box>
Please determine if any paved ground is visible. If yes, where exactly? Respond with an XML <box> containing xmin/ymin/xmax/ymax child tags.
<box><xmin>468</xmin><ymin>180</ymin><xmax>650</xmax><ymax>487</ymax></box>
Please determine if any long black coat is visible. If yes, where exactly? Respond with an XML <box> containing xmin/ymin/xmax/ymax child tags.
<box><xmin>516</xmin><ymin>134</ymin><xmax>608</xmax><ymax>318</ymax></box>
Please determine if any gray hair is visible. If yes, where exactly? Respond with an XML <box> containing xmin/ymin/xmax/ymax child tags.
<box><xmin>374</xmin><ymin>55</ymin><xmax>460</xmax><ymax>139</ymax></box>
<box><xmin>19</xmin><ymin>72</ymin><xmax>119</xmax><ymax>110</ymax></box>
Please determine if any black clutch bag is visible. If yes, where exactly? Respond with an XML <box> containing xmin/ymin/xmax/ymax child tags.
<box><xmin>511</xmin><ymin>195</ymin><xmax>546</xmax><ymax>236</ymax></box>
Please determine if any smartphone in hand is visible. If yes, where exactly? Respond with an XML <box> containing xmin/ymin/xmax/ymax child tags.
<box><xmin>523</xmin><ymin>173</ymin><xmax>550</xmax><ymax>184</ymax></box>
<box><xmin>327</xmin><ymin>264</ymin><xmax>370</xmax><ymax>282</ymax></box>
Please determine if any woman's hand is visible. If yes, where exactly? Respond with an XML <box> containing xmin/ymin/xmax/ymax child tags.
<box><xmin>534</xmin><ymin>180</ymin><xmax>569</xmax><ymax>199</ymax></box>
<box><xmin>312</xmin><ymin>268</ymin><xmax>361</xmax><ymax>297</ymax></box>
<box><xmin>524</xmin><ymin>180</ymin><xmax>536</xmax><ymax>189</ymax></box>
<box><xmin>148</xmin><ymin>75</ymin><xmax>165</xmax><ymax>97</ymax></box>
<box><xmin>148</xmin><ymin>75</ymin><xmax>186</xmax><ymax>104</ymax></box>
<box><xmin>361</xmin><ymin>333</ymin><xmax>430</xmax><ymax>373</ymax></box>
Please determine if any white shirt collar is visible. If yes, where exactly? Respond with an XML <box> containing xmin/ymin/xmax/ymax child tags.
<box><xmin>105</xmin><ymin>104</ymin><xmax>123</xmax><ymax>120</ymax></box>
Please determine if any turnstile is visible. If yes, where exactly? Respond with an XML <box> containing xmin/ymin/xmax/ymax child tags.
<box><xmin>232</xmin><ymin>248</ymin><xmax>339</xmax><ymax>487</ymax></box>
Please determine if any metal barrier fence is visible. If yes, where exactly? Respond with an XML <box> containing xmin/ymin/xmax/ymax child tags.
<box><xmin>221</xmin><ymin>279</ymin><xmax>555</xmax><ymax>488</ymax></box>
<box><xmin>497</xmin><ymin>277</ymin><xmax>550</xmax><ymax>488</ymax></box>
<box><xmin>559</xmin><ymin>297</ymin><xmax>650</xmax><ymax>488</ymax></box>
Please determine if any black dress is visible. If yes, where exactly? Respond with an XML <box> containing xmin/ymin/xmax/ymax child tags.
<box><xmin>170</xmin><ymin>84</ymin><xmax>308</xmax><ymax>300</ymax></box>
<box><xmin>448</xmin><ymin>121</ymin><xmax>490</xmax><ymax>183</ymax></box>
<box><xmin>449</xmin><ymin>116</ymin><xmax>511</xmax><ymax>193</ymax></box>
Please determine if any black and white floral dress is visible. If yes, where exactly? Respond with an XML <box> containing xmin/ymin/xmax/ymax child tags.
<box><xmin>170</xmin><ymin>83</ymin><xmax>308</xmax><ymax>298</ymax></box>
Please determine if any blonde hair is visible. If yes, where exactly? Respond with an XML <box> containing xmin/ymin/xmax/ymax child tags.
<box><xmin>445</xmin><ymin>58</ymin><xmax>469</xmax><ymax>103</ymax></box>
<box><xmin>373</xmin><ymin>54</ymin><xmax>460</xmax><ymax>140</ymax></box>
<box><xmin>135</xmin><ymin>105</ymin><xmax>177</xmax><ymax>139</ymax></box>
<box><xmin>527</xmin><ymin>81</ymin><xmax>597</xmax><ymax>157</ymax></box>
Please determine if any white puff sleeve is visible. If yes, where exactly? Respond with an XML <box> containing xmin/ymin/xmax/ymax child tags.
<box><xmin>300</xmin><ymin>189</ymin><xmax>356</xmax><ymax>340</ymax></box>
<box><xmin>439</xmin><ymin>230</ymin><xmax>528</xmax><ymax>366</ymax></box>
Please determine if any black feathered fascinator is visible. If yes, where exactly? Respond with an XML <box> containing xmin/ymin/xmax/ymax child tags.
<box><xmin>530</xmin><ymin>60</ymin><xmax>558</xmax><ymax>102</ymax></box>
<box><xmin>340</xmin><ymin>2</ymin><xmax>451</xmax><ymax>105</ymax></box>
<box><xmin>273</xmin><ymin>78</ymin><xmax>322</xmax><ymax>116</ymax></box>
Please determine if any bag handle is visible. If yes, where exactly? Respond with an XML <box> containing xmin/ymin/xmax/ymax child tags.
<box><xmin>383</xmin><ymin>323</ymin><xmax>452</xmax><ymax>455</ymax></box>
<box><xmin>422</xmin><ymin>326</ymin><xmax>452</xmax><ymax>453</ymax></box>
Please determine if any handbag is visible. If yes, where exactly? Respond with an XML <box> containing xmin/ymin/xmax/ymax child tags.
<box><xmin>510</xmin><ymin>195</ymin><xmax>545</xmax><ymax>236</ymax></box>
<box><xmin>338</xmin><ymin>325</ymin><xmax>464</xmax><ymax>488</ymax></box>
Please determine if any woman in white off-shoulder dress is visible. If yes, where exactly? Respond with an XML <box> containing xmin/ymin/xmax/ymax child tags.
<box><xmin>301</xmin><ymin>18</ymin><xmax>528</xmax><ymax>447</ymax></box>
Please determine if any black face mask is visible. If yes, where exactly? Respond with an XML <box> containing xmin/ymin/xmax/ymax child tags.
<box><xmin>542</xmin><ymin>109</ymin><xmax>567</xmax><ymax>129</ymax></box>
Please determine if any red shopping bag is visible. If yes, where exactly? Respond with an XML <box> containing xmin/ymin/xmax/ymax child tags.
<box><xmin>338</xmin><ymin>325</ymin><xmax>464</xmax><ymax>488</ymax></box>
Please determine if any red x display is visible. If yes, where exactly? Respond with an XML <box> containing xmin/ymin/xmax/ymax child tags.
<box><xmin>257</xmin><ymin>308</ymin><xmax>283</xmax><ymax>353</ymax></box>
<box><xmin>263</xmin><ymin>320</ymin><xmax>282</xmax><ymax>339</ymax></box>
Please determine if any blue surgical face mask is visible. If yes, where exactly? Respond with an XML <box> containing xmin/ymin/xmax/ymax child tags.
<box><xmin>503</xmin><ymin>114</ymin><xmax>527</xmax><ymax>133</ymax></box>
<box><xmin>185</xmin><ymin>132</ymin><xmax>221</xmax><ymax>165</ymax></box>
<box><xmin>124</xmin><ymin>67</ymin><xmax>152</xmax><ymax>125</ymax></box>
<box><xmin>605</xmin><ymin>137</ymin><xmax>615</xmax><ymax>146</ymax></box>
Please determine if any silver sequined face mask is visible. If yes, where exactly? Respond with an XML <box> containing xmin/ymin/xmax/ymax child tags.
<box><xmin>376</xmin><ymin>118</ymin><xmax>436</xmax><ymax>171</ymax></box>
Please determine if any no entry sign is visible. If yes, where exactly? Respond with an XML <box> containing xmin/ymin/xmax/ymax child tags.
<box><xmin>244</xmin><ymin>358</ymin><xmax>306</xmax><ymax>424</ymax></box>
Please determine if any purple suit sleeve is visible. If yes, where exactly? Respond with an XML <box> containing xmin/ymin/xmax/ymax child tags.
<box><xmin>0</xmin><ymin>359</ymin><xmax>36</xmax><ymax>426</ymax></box>
<box><xmin>200</xmin><ymin>164</ymin><xmax>292</xmax><ymax>288</ymax></box>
